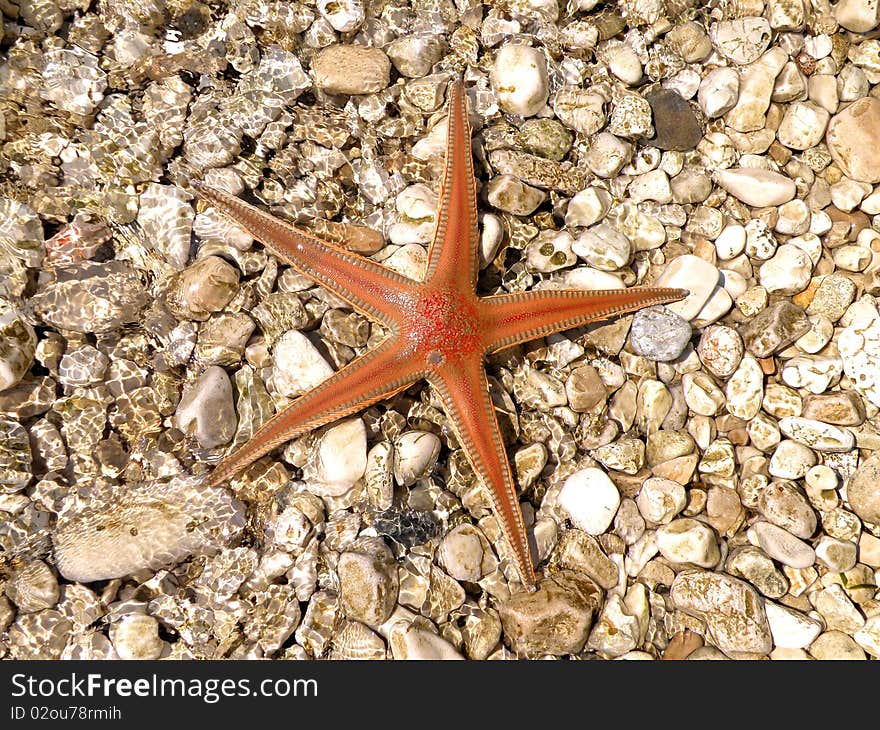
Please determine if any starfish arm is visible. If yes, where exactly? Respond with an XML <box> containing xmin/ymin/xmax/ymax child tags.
<box><xmin>192</xmin><ymin>181</ymin><xmax>415</xmax><ymax>324</ymax></box>
<box><xmin>430</xmin><ymin>359</ymin><xmax>537</xmax><ymax>589</ymax></box>
<box><xmin>424</xmin><ymin>80</ymin><xmax>481</xmax><ymax>293</ymax></box>
<box><xmin>207</xmin><ymin>337</ymin><xmax>423</xmax><ymax>487</ymax></box>
<box><xmin>481</xmin><ymin>286</ymin><xmax>690</xmax><ymax>352</ymax></box>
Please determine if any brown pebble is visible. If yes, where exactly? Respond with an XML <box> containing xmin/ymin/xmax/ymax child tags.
<box><xmin>662</xmin><ymin>629</ymin><xmax>704</xmax><ymax>660</ymax></box>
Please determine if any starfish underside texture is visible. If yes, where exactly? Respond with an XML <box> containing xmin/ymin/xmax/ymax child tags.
<box><xmin>193</xmin><ymin>80</ymin><xmax>687</xmax><ymax>589</ymax></box>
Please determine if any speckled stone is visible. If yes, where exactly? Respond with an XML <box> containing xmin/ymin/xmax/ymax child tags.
<box><xmin>498</xmin><ymin>571</ymin><xmax>602</xmax><ymax>658</ymax></box>
<box><xmin>629</xmin><ymin>306</ymin><xmax>692</xmax><ymax>362</ymax></box>
<box><xmin>739</xmin><ymin>301</ymin><xmax>810</xmax><ymax>357</ymax></box>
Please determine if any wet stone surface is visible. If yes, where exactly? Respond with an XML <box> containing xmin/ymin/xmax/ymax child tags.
<box><xmin>2</xmin><ymin>1</ymin><xmax>880</xmax><ymax>663</ymax></box>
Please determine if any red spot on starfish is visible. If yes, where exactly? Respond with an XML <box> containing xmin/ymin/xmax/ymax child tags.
<box><xmin>193</xmin><ymin>80</ymin><xmax>687</xmax><ymax>590</ymax></box>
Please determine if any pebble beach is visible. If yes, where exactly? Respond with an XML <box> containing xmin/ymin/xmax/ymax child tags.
<box><xmin>2</xmin><ymin>0</ymin><xmax>880</xmax><ymax>660</ymax></box>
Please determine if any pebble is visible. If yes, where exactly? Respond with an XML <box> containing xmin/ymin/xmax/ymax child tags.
<box><xmin>606</xmin><ymin>42</ymin><xmax>642</xmax><ymax>86</ymax></box>
<box><xmin>725</xmin><ymin>355</ymin><xmax>764</xmax><ymax>420</ymax></box>
<box><xmin>438</xmin><ymin>525</ymin><xmax>486</xmax><ymax>583</ymax></box>
<box><xmin>726</xmin><ymin>47</ymin><xmax>788</xmax><ymax>133</ymax></box>
<box><xmin>554</xmin><ymin>530</ymin><xmax>618</xmax><ymax>590</ymax></box>
<box><xmin>839</xmin><ymin>301</ymin><xmax>880</xmax><ymax>408</ymax></box>
<box><xmin>801</xmin><ymin>391</ymin><xmax>867</xmax><ymax>426</ymax></box>
<box><xmin>666</xmin><ymin>21</ymin><xmax>713</xmax><ymax>63</ymax></box>
<box><xmin>697</xmin><ymin>325</ymin><xmax>743</xmax><ymax>378</ymax></box>
<box><xmin>747</xmin><ymin>522</ymin><xmax>816</xmax><ymax>569</ymax></box>
<box><xmin>629</xmin><ymin>307</ymin><xmax>692</xmax><ymax>362</ymax></box>
<box><xmin>711</xmin><ymin>18</ymin><xmax>772</xmax><ymax>65</ymax></box>
<box><xmin>584</xmin><ymin>133</ymin><xmax>633</xmax><ymax>178</ymax></box>
<box><xmin>486</xmin><ymin>175</ymin><xmax>546</xmax><ymax>215</ymax></box>
<box><xmin>338</xmin><ymin>546</ymin><xmax>399</xmax><ymax>627</ymax></box>
<box><xmin>636</xmin><ymin>477</ymin><xmax>687</xmax><ymax>525</ymax></box>
<box><xmin>764</xmin><ymin>602</ymin><xmax>822</xmax><ymax>650</ymax></box>
<box><xmin>6</xmin><ymin>560</ymin><xmax>59</xmax><ymax>613</ymax></box>
<box><xmin>758</xmin><ymin>244</ymin><xmax>812</xmax><ymax>295</ymax></box>
<box><xmin>552</xmin><ymin>88</ymin><xmax>606</xmax><ymax>135</ymax></box>
<box><xmin>311</xmin><ymin>418</ymin><xmax>368</xmax><ymax>497</ymax></box>
<box><xmin>110</xmin><ymin>615</ymin><xmax>165</xmax><ymax>660</ymax></box>
<box><xmin>777</xmin><ymin>417</ymin><xmax>855</xmax><ymax>453</ymax></box>
<box><xmin>53</xmin><ymin>474</ymin><xmax>244</xmax><ymax>583</ymax></box>
<box><xmin>714</xmin><ymin>224</ymin><xmax>746</xmax><ymax>260</ymax></box>
<box><xmin>806</xmin><ymin>274</ymin><xmax>854</xmax><ymax>322</ymax></box>
<box><xmin>572</xmin><ymin>223</ymin><xmax>631</xmax><ymax>271</ymax></box>
<box><xmin>810</xmin><ymin>631</ymin><xmax>866</xmax><ymax>660</ymax></box>
<box><xmin>608</xmin><ymin>92</ymin><xmax>653</xmax><ymax>139</ymax></box>
<box><xmin>272</xmin><ymin>330</ymin><xmax>335</xmax><ymax>398</ymax></box>
<box><xmin>386</xmin><ymin>34</ymin><xmax>445</xmax><ymax>78</ymax></box>
<box><xmin>698</xmin><ymin>67</ymin><xmax>740</xmax><ymax>119</ymax></box>
<box><xmin>491</xmin><ymin>45</ymin><xmax>549</xmax><ymax>117</ymax></box>
<box><xmin>557</xmin><ymin>467</ymin><xmax>621</xmax><ymax>535</ymax></box>
<box><xmin>739</xmin><ymin>301</ymin><xmax>810</xmax><ymax>357</ymax></box>
<box><xmin>758</xmin><ymin>480</ymin><xmax>817</xmax><ymax>538</ymax></box>
<box><xmin>564</xmin><ymin>188</ymin><xmax>611</xmax><ymax>228</ymax></box>
<box><xmin>645</xmin><ymin>88</ymin><xmax>702</xmax><ymax>151</ymax></box>
<box><xmin>813</xmin><ymin>537</ymin><xmax>856</xmax><ymax>573</ymax></box>
<box><xmin>312</xmin><ymin>45</ymin><xmax>391</xmax><ymax>95</ymax></box>
<box><xmin>726</xmin><ymin>546</ymin><xmax>789</xmax><ymax>599</ymax></box>
<box><xmin>389</xmin><ymin>624</ymin><xmax>464</xmax><ymax>660</ymax></box>
<box><xmin>777</xmin><ymin>101</ymin><xmax>829</xmax><ymax>150</ymax></box>
<box><xmin>565</xmin><ymin>365</ymin><xmax>606</xmax><ymax>412</ymax></box>
<box><xmin>671</xmin><ymin>571</ymin><xmax>772</xmax><ymax>656</ymax></box>
<box><xmin>587</xmin><ymin>594</ymin><xmax>642</xmax><ymax>657</ymax></box>
<box><xmin>682</xmin><ymin>372</ymin><xmax>726</xmax><ymax>416</ymax></box>
<box><xmin>393</xmin><ymin>430</ymin><xmax>441</xmax><ymax>487</ymax></box>
<box><xmin>846</xmin><ymin>453</ymin><xmax>880</xmax><ymax>524</ymax></box>
<box><xmin>657</xmin><ymin>519</ymin><xmax>720</xmax><ymax>568</ymax></box>
<box><xmin>0</xmin><ymin>310</ymin><xmax>37</xmax><ymax>392</ymax></box>
<box><xmin>834</xmin><ymin>0</ymin><xmax>880</xmax><ymax>32</ymax></box>
<box><xmin>164</xmin><ymin>255</ymin><xmax>239</xmax><ymax>321</ymax></box>
<box><xmin>653</xmin><ymin>255</ymin><xmax>720</xmax><ymax>321</ymax></box>
<box><xmin>715</xmin><ymin>168</ymin><xmax>796</xmax><ymax>207</ymax></box>
<box><xmin>768</xmin><ymin>441</ymin><xmax>816</xmax><ymax>481</ymax></box>
<box><xmin>498</xmin><ymin>571</ymin><xmax>601</xmax><ymax>657</ymax></box>
<box><xmin>827</xmin><ymin>97</ymin><xmax>880</xmax><ymax>183</ymax></box>
<box><xmin>854</xmin><ymin>616</ymin><xmax>880</xmax><ymax>658</ymax></box>
<box><xmin>174</xmin><ymin>366</ymin><xmax>237</xmax><ymax>449</ymax></box>
<box><xmin>814</xmin><ymin>584</ymin><xmax>865</xmax><ymax>634</ymax></box>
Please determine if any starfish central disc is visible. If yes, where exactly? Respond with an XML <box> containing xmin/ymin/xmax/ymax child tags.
<box><xmin>405</xmin><ymin>288</ymin><xmax>482</xmax><ymax>367</ymax></box>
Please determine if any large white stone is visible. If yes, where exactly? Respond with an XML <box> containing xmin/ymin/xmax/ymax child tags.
<box><xmin>558</xmin><ymin>467</ymin><xmax>621</xmax><ymax>535</ymax></box>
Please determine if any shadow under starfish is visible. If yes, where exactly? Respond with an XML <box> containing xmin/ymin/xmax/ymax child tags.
<box><xmin>192</xmin><ymin>79</ymin><xmax>688</xmax><ymax>590</ymax></box>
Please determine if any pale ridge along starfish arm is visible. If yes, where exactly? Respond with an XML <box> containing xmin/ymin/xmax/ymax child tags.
<box><xmin>482</xmin><ymin>287</ymin><xmax>690</xmax><ymax>352</ymax></box>
<box><xmin>191</xmin><ymin>180</ymin><xmax>416</xmax><ymax>325</ymax></box>
<box><xmin>206</xmin><ymin>337</ymin><xmax>423</xmax><ymax>487</ymax></box>
<box><xmin>423</xmin><ymin>80</ymin><xmax>481</xmax><ymax>293</ymax></box>
<box><xmin>429</xmin><ymin>358</ymin><xmax>536</xmax><ymax>587</ymax></box>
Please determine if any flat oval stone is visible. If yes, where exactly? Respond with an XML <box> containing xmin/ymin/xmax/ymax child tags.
<box><xmin>313</xmin><ymin>45</ymin><xmax>391</xmax><ymax>95</ymax></box>
<box><xmin>52</xmin><ymin>475</ymin><xmax>246</xmax><ymax>583</ymax></box>
<box><xmin>777</xmin><ymin>417</ymin><xmax>855</xmax><ymax>453</ymax></box>
<box><xmin>715</xmin><ymin>168</ymin><xmax>796</xmax><ymax>207</ymax></box>
<box><xmin>747</xmin><ymin>522</ymin><xmax>816</xmax><ymax>568</ymax></box>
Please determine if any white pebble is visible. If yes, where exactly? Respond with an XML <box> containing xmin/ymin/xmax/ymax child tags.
<box><xmin>715</xmin><ymin>168</ymin><xmax>796</xmax><ymax>207</ymax></box>
<box><xmin>558</xmin><ymin>467</ymin><xmax>621</xmax><ymax>535</ymax></box>
<box><xmin>491</xmin><ymin>44</ymin><xmax>549</xmax><ymax>117</ymax></box>
<box><xmin>657</xmin><ymin>519</ymin><xmax>720</xmax><ymax>568</ymax></box>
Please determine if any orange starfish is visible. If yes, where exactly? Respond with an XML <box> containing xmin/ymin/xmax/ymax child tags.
<box><xmin>194</xmin><ymin>80</ymin><xmax>687</xmax><ymax>589</ymax></box>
